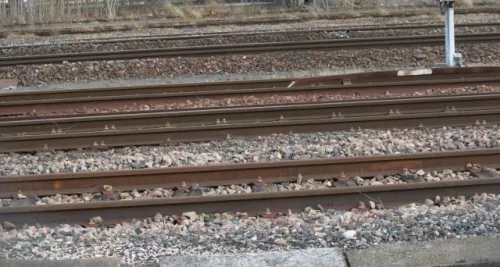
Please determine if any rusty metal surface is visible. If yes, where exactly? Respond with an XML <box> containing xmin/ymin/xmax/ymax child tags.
<box><xmin>1</xmin><ymin>107</ymin><xmax>500</xmax><ymax>152</ymax></box>
<box><xmin>293</xmin><ymin>66</ymin><xmax>500</xmax><ymax>86</ymax></box>
<box><xmin>2</xmin><ymin>76</ymin><xmax>500</xmax><ymax>116</ymax></box>
<box><xmin>1</xmin><ymin>177</ymin><xmax>500</xmax><ymax>225</ymax></box>
<box><xmin>0</xmin><ymin>148</ymin><xmax>499</xmax><ymax>199</ymax></box>
<box><xmin>0</xmin><ymin>33</ymin><xmax>499</xmax><ymax>66</ymax></box>
<box><xmin>0</xmin><ymin>79</ymin><xmax>295</xmax><ymax>103</ymax></box>
<box><xmin>2</xmin><ymin>66</ymin><xmax>497</xmax><ymax>103</ymax></box>
<box><xmin>2</xmin><ymin>93</ymin><xmax>499</xmax><ymax>135</ymax></box>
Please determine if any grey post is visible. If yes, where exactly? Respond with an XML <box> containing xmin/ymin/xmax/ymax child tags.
<box><xmin>438</xmin><ymin>0</ymin><xmax>463</xmax><ymax>67</ymax></box>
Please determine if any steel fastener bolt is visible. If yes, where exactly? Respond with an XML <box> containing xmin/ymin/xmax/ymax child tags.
<box><xmin>337</xmin><ymin>171</ymin><xmax>349</xmax><ymax>182</ymax></box>
<box><xmin>176</xmin><ymin>181</ymin><xmax>188</xmax><ymax>192</ymax></box>
<box><xmin>263</xmin><ymin>208</ymin><xmax>275</xmax><ymax>219</ymax></box>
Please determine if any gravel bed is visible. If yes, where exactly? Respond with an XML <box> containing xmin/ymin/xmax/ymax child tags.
<box><xmin>1</xmin><ymin>193</ymin><xmax>500</xmax><ymax>266</ymax></box>
<box><xmin>1</xmin><ymin>124</ymin><xmax>499</xmax><ymax>176</ymax></box>
<box><xmin>22</xmin><ymin>85</ymin><xmax>499</xmax><ymax>117</ymax></box>
<box><xmin>1</xmin><ymin>26</ymin><xmax>498</xmax><ymax>57</ymax></box>
<box><xmin>2</xmin><ymin>43</ymin><xmax>500</xmax><ymax>86</ymax></box>
<box><xmin>2</xmin><ymin>166</ymin><xmax>496</xmax><ymax>208</ymax></box>
<box><xmin>2</xmin><ymin>13</ymin><xmax>499</xmax><ymax>46</ymax></box>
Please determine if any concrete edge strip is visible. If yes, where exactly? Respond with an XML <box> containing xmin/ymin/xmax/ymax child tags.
<box><xmin>345</xmin><ymin>237</ymin><xmax>500</xmax><ymax>267</ymax></box>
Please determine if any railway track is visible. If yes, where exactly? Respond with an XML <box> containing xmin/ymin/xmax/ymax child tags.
<box><xmin>1</xmin><ymin>66</ymin><xmax>499</xmax><ymax>152</ymax></box>
<box><xmin>2</xmin><ymin>93</ymin><xmax>497</xmax><ymax>135</ymax></box>
<box><xmin>3</xmin><ymin>21</ymin><xmax>500</xmax><ymax>49</ymax></box>
<box><xmin>3</xmin><ymin>66</ymin><xmax>498</xmax><ymax>103</ymax></box>
<box><xmin>2</xmin><ymin>93</ymin><xmax>500</xmax><ymax>152</ymax></box>
<box><xmin>1</xmin><ymin>148</ymin><xmax>499</xmax><ymax>225</ymax></box>
<box><xmin>1</xmin><ymin>33</ymin><xmax>500</xmax><ymax>66</ymax></box>
<box><xmin>1</xmin><ymin>66</ymin><xmax>499</xmax><ymax>226</ymax></box>
<box><xmin>2</xmin><ymin>66</ymin><xmax>500</xmax><ymax>116</ymax></box>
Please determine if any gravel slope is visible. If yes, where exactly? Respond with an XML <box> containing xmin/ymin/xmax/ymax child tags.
<box><xmin>1</xmin><ymin>125</ymin><xmax>498</xmax><ymax>176</ymax></box>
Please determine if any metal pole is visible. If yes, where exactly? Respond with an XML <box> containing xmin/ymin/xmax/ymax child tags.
<box><xmin>445</xmin><ymin>1</ymin><xmax>455</xmax><ymax>66</ymax></box>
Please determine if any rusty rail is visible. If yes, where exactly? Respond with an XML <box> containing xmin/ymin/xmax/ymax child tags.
<box><xmin>2</xmin><ymin>66</ymin><xmax>499</xmax><ymax>104</ymax></box>
<box><xmin>2</xmin><ymin>107</ymin><xmax>500</xmax><ymax>153</ymax></box>
<box><xmin>2</xmin><ymin>75</ymin><xmax>500</xmax><ymax>116</ymax></box>
<box><xmin>1</xmin><ymin>148</ymin><xmax>499</xmax><ymax>199</ymax></box>
<box><xmin>1</xmin><ymin>149</ymin><xmax>500</xmax><ymax>225</ymax></box>
<box><xmin>2</xmin><ymin>178</ymin><xmax>500</xmax><ymax>225</ymax></box>
<box><xmin>1</xmin><ymin>33</ymin><xmax>500</xmax><ymax>66</ymax></box>
<box><xmin>2</xmin><ymin>67</ymin><xmax>498</xmax><ymax>103</ymax></box>
<box><xmin>0</xmin><ymin>79</ymin><xmax>296</xmax><ymax>103</ymax></box>
<box><xmin>2</xmin><ymin>93</ymin><xmax>498</xmax><ymax>135</ymax></box>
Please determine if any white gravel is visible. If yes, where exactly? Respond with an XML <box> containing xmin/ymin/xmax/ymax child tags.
<box><xmin>1</xmin><ymin>193</ymin><xmax>499</xmax><ymax>266</ymax></box>
<box><xmin>1</xmin><ymin>124</ymin><xmax>499</xmax><ymax>176</ymax></box>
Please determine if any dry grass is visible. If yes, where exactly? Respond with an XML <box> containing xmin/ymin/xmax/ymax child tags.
<box><xmin>163</xmin><ymin>3</ymin><xmax>187</xmax><ymax>19</ymax></box>
<box><xmin>455</xmin><ymin>0</ymin><xmax>475</xmax><ymax>8</ymax></box>
<box><xmin>204</xmin><ymin>0</ymin><xmax>229</xmax><ymax>17</ymax></box>
<box><xmin>228</xmin><ymin>5</ymin><xmax>264</xmax><ymax>18</ymax></box>
<box><xmin>375</xmin><ymin>8</ymin><xmax>391</xmax><ymax>16</ymax></box>
<box><xmin>180</xmin><ymin>6</ymin><xmax>204</xmax><ymax>20</ymax></box>
<box><xmin>0</xmin><ymin>0</ymin><xmax>498</xmax><ymax>27</ymax></box>
<box><xmin>425</xmin><ymin>12</ymin><xmax>445</xmax><ymax>23</ymax></box>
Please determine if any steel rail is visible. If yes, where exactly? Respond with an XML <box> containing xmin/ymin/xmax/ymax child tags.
<box><xmin>1</xmin><ymin>107</ymin><xmax>500</xmax><ymax>153</ymax></box>
<box><xmin>0</xmin><ymin>148</ymin><xmax>499</xmax><ymax>198</ymax></box>
<box><xmin>1</xmin><ymin>33</ymin><xmax>499</xmax><ymax>66</ymax></box>
<box><xmin>4</xmin><ymin>178</ymin><xmax>500</xmax><ymax>225</ymax></box>
<box><xmin>2</xmin><ymin>76</ymin><xmax>500</xmax><ymax>116</ymax></box>
<box><xmin>3</xmin><ymin>22</ymin><xmax>500</xmax><ymax>49</ymax></box>
<box><xmin>51</xmin><ymin>21</ymin><xmax>500</xmax><ymax>45</ymax></box>
<box><xmin>2</xmin><ymin>178</ymin><xmax>500</xmax><ymax>225</ymax></box>
<box><xmin>1</xmin><ymin>93</ymin><xmax>498</xmax><ymax>136</ymax></box>
<box><xmin>0</xmin><ymin>78</ymin><xmax>297</xmax><ymax>103</ymax></box>
<box><xmin>2</xmin><ymin>66</ymin><xmax>498</xmax><ymax>104</ymax></box>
